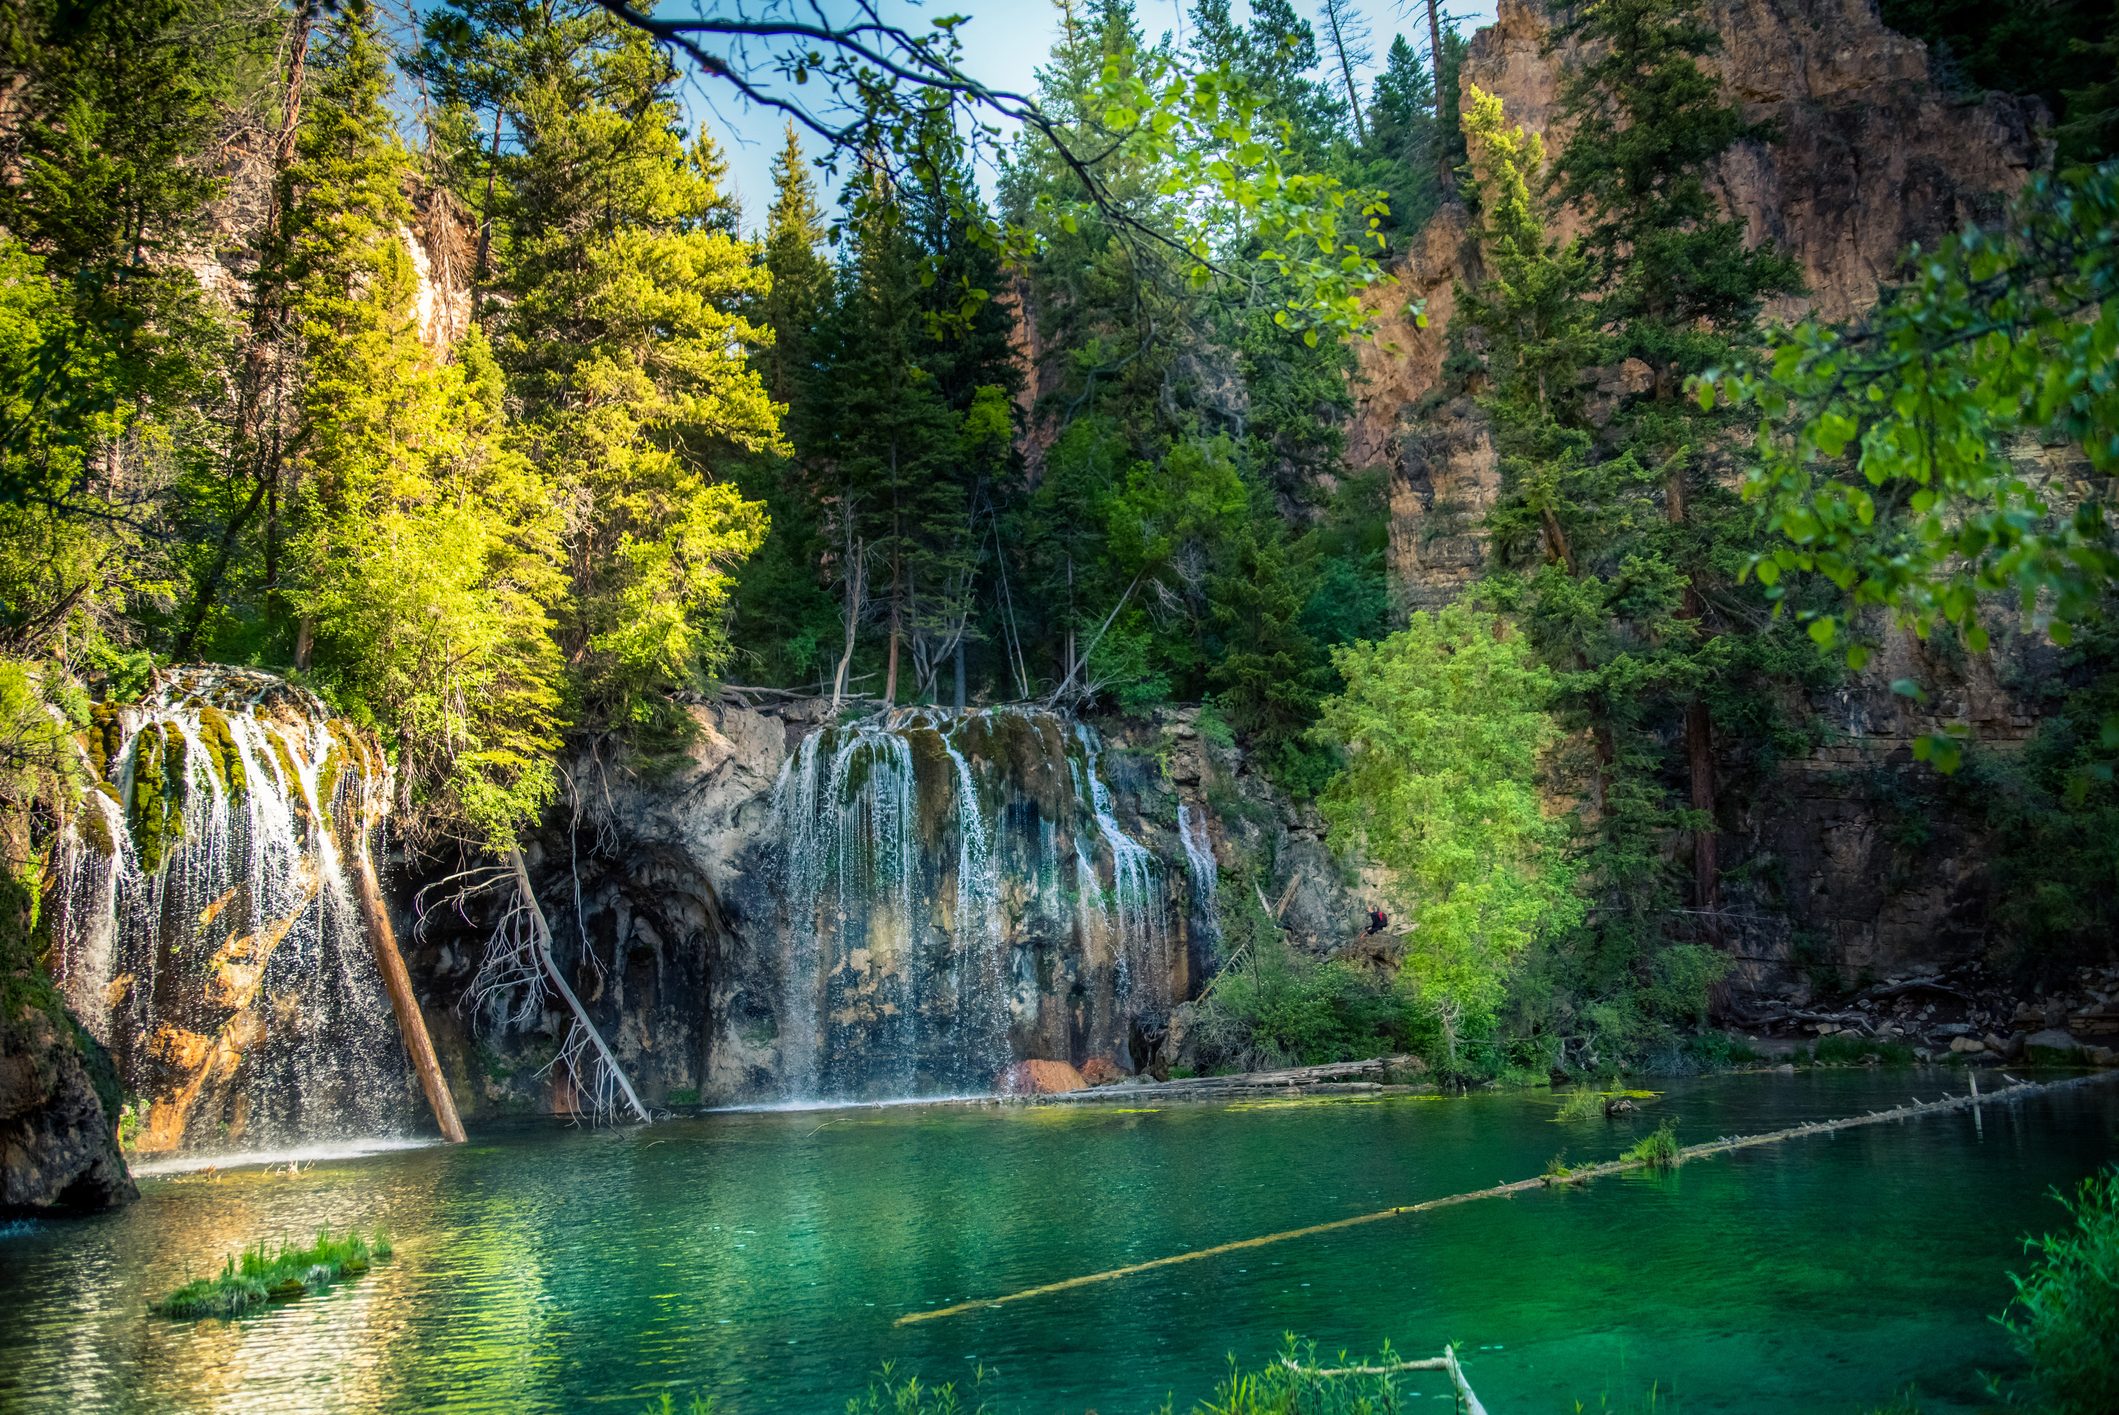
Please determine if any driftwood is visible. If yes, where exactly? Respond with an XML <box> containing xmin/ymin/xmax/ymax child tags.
<box><xmin>353</xmin><ymin>851</ymin><xmax>466</xmax><ymax>1144</ymax></box>
<box><xmin>1040</xmin><ymin>1055</ymin><xmax>1421</xmax><ymax>1104</ymax></box>
<box><xmin>1279</xmin><ymin>1344</ymin><xmax>1488</xmax><ymax>1415</ymax></box>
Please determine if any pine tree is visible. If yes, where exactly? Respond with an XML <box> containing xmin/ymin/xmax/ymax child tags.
<box><xmin>422</xmin><ymin>0</ymin><xmax>779</xmax><ymax>735</ymax></box>
<box><xmin>279</xmin><ymin>2</ymin><xmax>565</xmax><ymax>845</ymax></box>
<box><xmin>757</xmin><ymin>124</ymin><xmax>831</xmax><ymax>407</ymax></box>
<box><xmin>1455</xmin><ymin>4</ymin><xmax>1816</xmax><ymax>1064</ymax></box>
<box><xmin>813</xmin><ymin>168</ymin><xmax>962</xmax><ymax>706</ymax></box>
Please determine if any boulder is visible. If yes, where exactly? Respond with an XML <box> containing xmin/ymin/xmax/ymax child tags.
<box><xmin>1948</xmin><ymin>1035</ymin><xmax>1985</xmax><ymax>1054</ymax></box>
<box><xmin>1079</xmin><ymin>1057</ymin><xmax>1127</xmax><ymax>1087</ymax></box>
<box><xmin>2025</xmin><ymin>1028</ymin><xmax>2086</xmax><ymax>1061</ymax></box>
<box><xmin>998</xmin><ymin>1060</ymin><xmax>1088</xmax><ymax>1096</ymax></box>
<box><xmin>0</xmin><ymin>994</ymin><xmax>136</xmax><ymax>1215</ymax></box>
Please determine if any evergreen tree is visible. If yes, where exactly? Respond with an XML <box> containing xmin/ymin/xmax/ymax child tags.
<box><xmin>1456</xmin><ymin>1</ymin><xmax>1816</xmax><ymax>1065</ymax></box>
<box><xmin>421</xmin><ymin>0</ymin><xmax>778</xmax><ymax>736</ymax></box>
<box><xmin>277</xmin><ymin>2</ymin><xmax>566</xmax><ymax>845</ymax></box>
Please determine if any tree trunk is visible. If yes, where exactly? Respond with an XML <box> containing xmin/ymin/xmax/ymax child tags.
<box><xmin>1686</xmin><ymin>696</ymin><xmax>1719</xmax><ymax>916</ymax></box>
<box><xmin>1666</xmin><ymin>460</ymin><xmax>1718</xmax><ymax>918</ymax></box>
<box><xmin>832</xmin><ymin>529</ymin><xmax>862</xmax><ymax>709</ymax></box>
<box><xmin>953</xmin><ymin>636</ymin><xmax>966</xmax><ymax>710</ymax></box>
<box><xmin>1426</xmin><ymin>0</ymin><xmax>1453</xmax><ymax>200</ymax></box>
<box><xmin>352</xmin><ymin>851</ymin><xmax>466</xmax><ymax>1144</ymax></box>
<box><xmin>884</xmin><ymin>595</ymin><xmax>900</xmax><ymax>705</ymax></box>
<box><xmin>507</xmin><ymin>846</ymin><xmax>650</xmax><ymax>1124</ymax></box>
<box><xmin>1323</xmin><ymin>2</ymin><xmax>1367</xmax><ymax>142</ymax></box>
<box><xmin>474</xmin><ymin>106</ymin><xmax>502</xmax><ymax>289</ymax></box>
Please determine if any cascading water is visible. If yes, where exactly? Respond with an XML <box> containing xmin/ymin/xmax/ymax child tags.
<box><xmin>47</xmin><ymin>668</ymin><xmax>420</xmax><ymax>1155</ymax></box>
<box><xmin>767</xmin><ymin>705</ymin><xmax>1180</xmax><ymax>1100</ymax></box>
<box><xmin>1177</xmin><ymin>801</ymin><xmax>1220</xmax><ymax>948</ymax></box>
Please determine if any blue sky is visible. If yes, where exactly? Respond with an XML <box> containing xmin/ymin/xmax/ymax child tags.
<box><xmin>663</xmin><ymin>0</ymin><xmax>1502</xmax><ymax>230</ymax></box>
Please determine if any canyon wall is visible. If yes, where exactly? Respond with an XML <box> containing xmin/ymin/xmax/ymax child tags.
<box><xmin>1350</xmin><ymin>0</ymin><xmax>2060</xmax><ymax>996</ymax></box>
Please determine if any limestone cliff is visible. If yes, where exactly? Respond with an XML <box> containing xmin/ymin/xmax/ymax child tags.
<box><xmin>404</xmin><ymin>699</ymin><xmax>1364</xmax><ymax>1109</ymax></box>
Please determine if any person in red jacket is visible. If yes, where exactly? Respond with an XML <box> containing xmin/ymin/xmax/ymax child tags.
<box><xmin>1364</xmin><ymin>907</ymin><xmax>1389</xmax><ymax>936</ymax></box>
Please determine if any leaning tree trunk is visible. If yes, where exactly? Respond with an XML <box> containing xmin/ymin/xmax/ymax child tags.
<box><xmin>352</xmin><ymin>850</ymin><xmax>466</xmax><ymax>1143</ymax></box>
<box><xmin>506</xmin><ymin>846</ymin><xmax>650</xmax><ymax>1124</ymax></box>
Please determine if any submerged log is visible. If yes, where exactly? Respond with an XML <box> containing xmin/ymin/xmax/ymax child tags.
<box><xmin>352</xmin><ymin>852</ymin><xmax>466</xmax><ymax>1144</ymax></box>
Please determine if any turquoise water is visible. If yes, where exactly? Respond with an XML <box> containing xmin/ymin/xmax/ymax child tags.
<box><xmin>1</xmin><ymin>1070</ymin><xmax>2113</xmax><ymax>1413</ymax></box>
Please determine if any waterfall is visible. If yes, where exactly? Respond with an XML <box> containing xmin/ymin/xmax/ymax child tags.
<box><xmin>766</xmin><ymin>705</ymin><xmax>1175</xmax><ymax>1100</ymax></box>
<box><xmin>1177</xmin><ymin>801</ymin><xmax>1220</xmax><ymax>948</ymax></box>
<box><xmin>47</xmin><ymin>668</ymin><xmax>419</xmax><ymax>1155</ymax></box>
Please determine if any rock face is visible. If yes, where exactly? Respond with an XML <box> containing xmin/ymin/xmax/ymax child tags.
<box><xmin>1363</xmin><ymin>0</ymin><xmax>2046</xmax><ymax>610</ymax></box>
<box><xmin>0</xmin><ymin>989</ymin><xmax>136</xmax><ymax>1215</ymax></box>
<box><xmin>1460</xmin><ymin>0</ymin><xmax>2042</xmax><ymax>319</ymax></box>
<box><xmin>407</xmin><ymin>699</ymin><xmax>1358</xmax><ymax>1109</ymax></box>
<box><xmin>1346</xmin><ymin>0</ymin><xmax>2071</xmax><ymax>993</ymax></box>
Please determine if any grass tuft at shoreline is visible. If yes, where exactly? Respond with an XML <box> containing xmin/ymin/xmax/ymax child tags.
<box><xmin>155</xmin><ymin>1228</ymin><xmax>393</xmax><ymax>1320</ymax></box>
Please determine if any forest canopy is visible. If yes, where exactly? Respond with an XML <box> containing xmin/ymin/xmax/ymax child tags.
<box><xmin>1</xmin><ymin>0</ymin><xmax>2115</xmax><ymax>1073</ymax></box>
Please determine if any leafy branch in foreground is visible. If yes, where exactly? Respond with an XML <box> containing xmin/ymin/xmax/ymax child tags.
<box><xmin>2001</xmin><ymin>1164</ymin><xmax>2119</xmax><ymax>1415</ymax></box>
<box><xmin>587</xmin><ymin>0</ymin><xmax>1391</xmax><ymax>336</ymax></box>
<box><xmin>1708</xmin><ymin>162</ymin><xmax>2119</xmax><ymax>764</ymax></box>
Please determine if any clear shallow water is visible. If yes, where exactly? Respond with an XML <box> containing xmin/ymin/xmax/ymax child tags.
<box><xmin>2</xmin><ymin>1070</ymin><xmax>2113</xmax><ymax>1414</ymax></box>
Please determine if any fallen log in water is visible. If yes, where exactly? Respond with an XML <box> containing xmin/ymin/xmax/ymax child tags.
<box><xmin>1038</xmin><ymin>1055</ymin><xmax>1422</xmax><ymax>1104</ymax></box>
<box><xmin>899</xmin><ymin>1068</ymin><xmax>2119</xmax><ymax>1327</ymax></box>
<box><xmin>1279</xmin><ymin>1343</ymin><xmax>1489</xmax><ymax>1415</ymax></box>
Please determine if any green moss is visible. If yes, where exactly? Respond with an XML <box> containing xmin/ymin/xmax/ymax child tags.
<box><xmin>196</xmin><ymin>708</ymin><xmax>247</xmax><ymax>800</ymax></box>
<box><xmin>154</xmin><ymin>1228</ymin><xmax>394</xmax><ymax>1321</ymax></box>
<box><xmin>82</xmin><ymin>702</ymin><xmax>123</xmax><ymax>783</ymax></box>
<box><xmin>127</xmin><ymin>727</ymin><xmax>179</xmax><ymax>875</ymax></box>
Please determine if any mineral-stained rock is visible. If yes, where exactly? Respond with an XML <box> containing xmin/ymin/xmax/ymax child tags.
<box><xmin>999</xmin><ymin>1060</ymin><xmax>1089</xmax><ymax>1096</ymax></box>
<box><xmin>1459</xmin><ymin>0</ymin><xmax>2042</xmax><ymax>322</ymax></box>
<box><xmin>1080</xmin><ymin>1057</ymin><xmax>1127</xmax><ymax>1087</ymax></box>
<box><xmin>0</xmin><ymin>992</ymin><xmax>136</xmax><ymax>1215</ymax></box>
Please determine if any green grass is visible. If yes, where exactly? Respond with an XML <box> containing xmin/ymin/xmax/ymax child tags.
<box><xmin>1620</xmin><ymin>1120</ymin><xmax>1681</xmax><ymax>1170</ymax></box>
<box><xmin>154</xmin><ymin>1228</ymin><xmax>393</xmax><ymax>1320</ymax></box>
<box><xmin>1556</xmin><ymin>1088</ymin><xmax>1609</xmax><ymax>1122</ymax></box>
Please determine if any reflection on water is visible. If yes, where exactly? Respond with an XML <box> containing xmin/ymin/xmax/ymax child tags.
<box><xmin>1</xmin><ymin>1071</ymin><xmax>2114</xmax><ymax>1415</ymax></box>
<box><xmin>128</xmin><ymin>1138</ymin><xmax>443</xmax><ymax>1178</ymax></box>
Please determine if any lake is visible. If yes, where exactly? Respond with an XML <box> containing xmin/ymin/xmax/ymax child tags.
<box><xmin>2</xmin><ymin>1069</ymin><xmax>2114</xmax><ymax>1413</ymax></box>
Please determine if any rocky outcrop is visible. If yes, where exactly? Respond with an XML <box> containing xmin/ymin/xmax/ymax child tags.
<box><xmin>0</xmin><ymin>985</ymin><xmax>135</xmax><ymax>1215</ymax></box>
<box><xmin>1362</xmin><ymin>0</ymin><xmax>2048</xmax><ymax>609</ymax></box>
<box><xmin>403</xmin><ymin>697</ymin><xmax>1367</xmax><ymax>1110</ymax></box>
<box><xmin>1460</xmin><ymin>0</ymin><xmax>2044</xmax><ymax>322</ymax></box>
<box><xmin>1343</xmin><ymin>0</ymin><xmax>2076</xmax><ymax>993</ymax></box>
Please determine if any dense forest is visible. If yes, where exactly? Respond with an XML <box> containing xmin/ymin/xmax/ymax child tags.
<box><xmin>2</xmin><ymin>0</ymin><xmax>2116</xmax><ymax>1081</ymax></box>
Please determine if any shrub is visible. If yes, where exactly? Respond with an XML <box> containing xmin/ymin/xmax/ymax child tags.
<box><xmin>2002</xmin><ymin>1166</ymin><xmax>2119</xmax><ymax>1415</ymax></box>
<box><xmin>1184</xmin><ymin>937</ymin><xmax>1430</xmax><ymax>1073</ymax></box>
<box><xmin>1620</xmin><ymin>1120</ymin><xmax>1680</xmax><ymax>1170</ymax></box>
